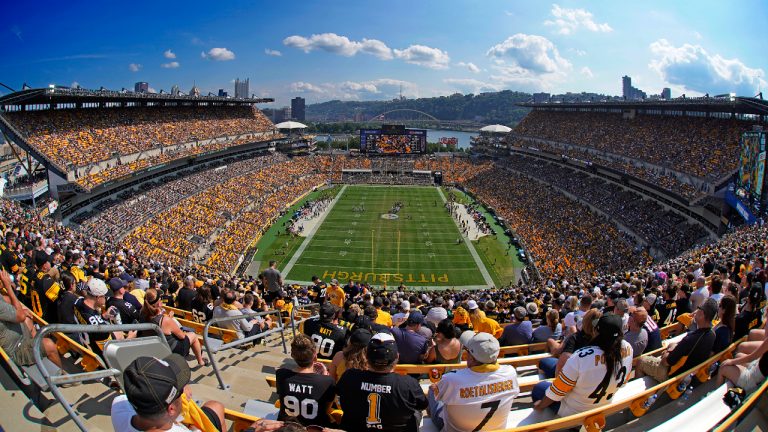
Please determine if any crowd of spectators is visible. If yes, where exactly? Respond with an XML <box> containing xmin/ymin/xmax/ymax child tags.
<box><xmin>512</xmin><ymin>139</ymin><xmax>702</xmax><ymax>200</ymax></box>
<box><xmin>496</xmin><ymin>154</ymin><xmax>709</xmax><ymax>257</ymax></box>
<box><xmin>513</xmin><ymin>110</ymin><xmax>746</xmax><ymax>181</ymax></box>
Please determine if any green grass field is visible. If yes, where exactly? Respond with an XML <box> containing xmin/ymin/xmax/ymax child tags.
<box><xmin>281</xmin><ymin>185</ymin><xmax>492</xmax><ymax>288</ymax></box>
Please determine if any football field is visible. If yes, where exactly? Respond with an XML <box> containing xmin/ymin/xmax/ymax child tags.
<box><xmin>282</xmin><ymin>185</ymin><xmax>494</xmax><ymax>288</ymax></box>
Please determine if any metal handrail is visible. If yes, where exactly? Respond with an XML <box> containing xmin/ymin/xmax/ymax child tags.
<box><xmin>289</xmin><ymin>302</ymin><xmax>319</xmax><ymax>338</ymax></box>
<box><xmin>32</xmin><ymin>323</ymin><xmax>165</xmax><ymax>432</ymax></box>
<box><xmin>203</xmin><ymin>309</ymin><xmax>287</xmax><ymax>390</ymax></box>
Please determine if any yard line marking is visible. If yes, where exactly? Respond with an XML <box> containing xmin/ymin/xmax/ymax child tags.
<box><xmin>282</xmin><ymin>185</ymin><xmax>347</xmax><ymax>277</ymax></box>
<box><xmin>436</xmin><ymin>187</ymin><xmax>495</xmax><ymax>287</ymax></box>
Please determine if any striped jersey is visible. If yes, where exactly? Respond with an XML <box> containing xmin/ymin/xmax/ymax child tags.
<box><xmin>545</xmin><ymin>340</ymin><xmax>633</xmax><ymax>417</ymax></box>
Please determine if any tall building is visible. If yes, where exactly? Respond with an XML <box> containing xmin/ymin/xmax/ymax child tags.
<box><xmin>274</xmin><ymin>107</ymin><xmax>291</xmax><ymax>123</ymax></box>
<box><xmin>134</xmin><ymin>82</ymin><xmax>149</xmax><ymax>93</ymax></box>
<box><xmin>291</xmin><ymin>97</ymin><xmax>306</xmax><ymax>121</ymax></box>
<box><xmin>533</xmin><ymin>92</ymin><xmax>550</xmax><ymax>103</ymax></box>
<box><xmin>218</xmin><ymin>89</ymin><xmax>228</xmax><ymax>97</ymax></box>
<box><xmin>170</xmin><ymin>85</ymin><xmax>180</xmax><ymax>96</ymax></box>
<box><xmin>621</xmin><ymin>75</ymin><xmax>647</xmax><ymax>100</ymax></box>
<box><xmin>234</xmin><ymin>78</ymin><xmax>249</xmax><ymax>98</ymax></box>
<box><xmin>661</xmin><ymin>88</ymin><xmax>671</xmax><ymax>99</ymax></box>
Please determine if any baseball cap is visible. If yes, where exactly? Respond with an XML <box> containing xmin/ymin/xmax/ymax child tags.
<box><xmin>319</xmin><ymin>303</ymin><xmax>339</xmax><ymax>321</ymax></box>
<box><xmin>526</xmin><ymin>302</ymin><xmax>539</xmax><ymax>316</ymax></box>
<box><xmin>459</xmin><ymin>331</ymin><xmax>500</xmax><ymax>364</ymax></box>
<box><xmin>86</xmin><ymin>278</ymin><xmax>109</xmax><ymax>297</ymax></box>
<box><xmin>466</xmin><ymin>300</ymin><xmax>479</xmax><ymax>310</ymax></box>
<box><xmin>123</xmin><ymin>354</ymin><xmax>191</xmax><ymax>415</ymax></box>
<box><xmin>400</xmin><ymin>300</ymin><xmax>411</xmax><ymax>311</ymax></box>
<box><xmin>407</xmin><ymin>310</ymin><xmax>425</xmax><ymax>325</ymax></box>
<box><xmin>34</xmin><ymin>250</ymin><xmax>52</xmax><ymax>268</ymax></box>
<box><xmin>367</xmin><ymin>333</ymin><xmax>398</xmax><ymax>367</ymax></box>
<box><xmin>331</xmin><ymin>278</ymin><xmax>339</xmax><ymax>285</ymax></box>
<box><xmin>120</xmin><ymin>272</ymin><xmax>135</xmax><ymax>283</ymax></box>
<box><xmin>350</xmin><ymin>328</ymin><xmax>373</xmax><ymax>346</ymax></box>
<box><xmin>109</xmin><ymin>277</ymin><xmax>127</xmax><ymax>292</ymax></box>
<box><xmin>594</xmin><ymin>314</ymin><xmax>623</xmax><ymax>339</ymax></box>
<box><xmin>426</xmin><ymin>307</ymin><xmax>448</xmax><ymax>324</ymax></box>
<box><xmin>698</xmin><ymin>298</ymin><xmax>718</xmax><ymax>322</ymax></box>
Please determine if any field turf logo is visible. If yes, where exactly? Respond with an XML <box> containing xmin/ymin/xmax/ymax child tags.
<box><xmin>381</xmin><ymin>213</ymin><xmax>399</xmax><ymax>220</ymax></box>
<box><xmin>322</xmin><ymin>271</ymin><xmax>449</xmax><ymax>283</ymax></box>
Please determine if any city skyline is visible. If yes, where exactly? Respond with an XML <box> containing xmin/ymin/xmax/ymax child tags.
<box><xmin>1</xmin><ymin>0</ymin><xmax>766</xmax><ymax>107</ymax></box>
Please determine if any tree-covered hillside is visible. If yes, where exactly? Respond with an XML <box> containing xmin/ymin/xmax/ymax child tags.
<box><xmin>306</xmin><ymin>90</ymin><xmax>532</xmax><ymax>126</ymax></box>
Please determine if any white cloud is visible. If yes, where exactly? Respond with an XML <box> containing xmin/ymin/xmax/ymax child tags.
<box><xmin>161</xmin><ymin>61</ymin><xmax>180</xmax><ymax>69</ymax></box>
<box><xmin>163</xmin><ymin>49</ymin><xmax>176</xmax><ymax>59</ymax></box>
<box><xmin>264</xmin><ymin>48</ymin><xmax>282</xmax><ymax>57</ymax></box>
<box><xmin>283</xmin><ymin>33</ymin><xmax>451</xmax><ymax>68</ymax></box>
<box><xmin>290</xmin><ymin>81</ymin><xmax>327</xmax><ymax>93</ymax></box>
<box><xmin>504</xmin><ymin>10</ymin><xmax>514</xmax><ymax>16</ymax></box>
<box><xmin>486</xmin><ymin>33</ymin><xmax>571</xmax><ymax>75</ymax></box>
<box><xmin>443</xmin><ymin>78</ymin><xmax>501</xmax><ymax>94</ymax></box>
<box><xmin>128</xmin><ymin>63</ymin><xmax>142</xmax><ymax>72</ymax></box>
<box><xmin>201</xmin><ymin>47</ymin><xmax>235</xmax><ymax>61</ymax></box>
<box><xmin>544</xmin><ymin>4</ymin><xmax>612</xmax><ymax>35</ymax></box>
<box><xmin>570</xmin><ymin>48</ymin><xmax>587</xmax><ymax>56</ymax></box>
<box><xmin>457</xmin><ymin>62</ymin><xmax>481</xmax><ymax>73</ymax></box>
<box><xmin>283</xmin><ymin>33</ymin><xmax>393</xmax><ymax>60</ymax></box>
<box><xmin>394</xmin><ymin>45</ymin><xmax>450</xmax><ymax>69</ymax></box>
<box><xmin>288</xmin><ymin>79</ymin><xmax>418</xmax><ymax>100</ymax></box>
<box><xmin>649</xmin><ymin>39</ymin><xmax>767</xmax><ymax>96</ymax></box>
<box><xmin>580</xmin><ymin>66</ymin><xmax>594</xmax><ymax>78</ymax></box>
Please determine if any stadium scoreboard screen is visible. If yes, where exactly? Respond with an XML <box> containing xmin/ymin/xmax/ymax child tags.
<box><xmin>735</xmin><ymin>130</ymin><xmax>767</xmax><ymax>216</ymax></box>
<box><xmin>360</xmin><ymin>125</ymin><xmax>427</xmax><ymax>154</ymax></box>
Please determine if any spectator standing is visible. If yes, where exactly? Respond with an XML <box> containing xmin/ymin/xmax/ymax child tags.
<box><xmin>175</xmin><ymin>277</ymin><xmax>197</xmax><ymax>311</ymax></box>
<box><xmin>325</xmin><ymin>279</ymin><xmax>345</xmax><ymax>309</ymax></box>
<box><xmin>262</xmin><ymin>261</ymin><xmax>284</xmax><ymax>305</ymax></box>
<box><xmin>391</xmin><ymin>311</ymin><xmax>431</xmax><ymax>364</ymax></box>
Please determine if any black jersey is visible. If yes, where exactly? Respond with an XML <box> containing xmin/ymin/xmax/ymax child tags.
<box><xmin>337</xmin><ymin>369</ymin><xmax>428</xmax><ymax>432</ymax></box>
<box><xmin>190</xmin><ymin>299</ymin><xmax>214</xmax><ymax>323</ymax></box>
<box><xmin>106</xmin><ymin>295</ymin><xmax>141</xmax><ymax>324</ymax></box>
<box><xmin>276</xmin><ymin>368</ymin><xmax>336</xmax><ymax>427</ymax></box>
<box><xmin>657</xmin><ymin>299</ymin><xmax>678</xmax><ymax>326</ymax></box>
<box><xmin>309</xmin><ymin>282</ymin><xmax>327</xmax><ymax>305</ymax></box>
<box><xmin>16</xmin><ymin>264</ymin><xmax>34</xmax><ymax>308</ymax></box>
<box><xmin>32</xmin><ymin>270</ymin><xmax>60</xmax><ymax>323</ymax></box>
<box><xmin>301</xmin><ymin>318</ymin><xmax>347</xmax><ymax>360</ymax></box>
<box><xmin>73</xmin><ymin>298</ymin><xmax>111</xmax><ymax>355</ymax></box>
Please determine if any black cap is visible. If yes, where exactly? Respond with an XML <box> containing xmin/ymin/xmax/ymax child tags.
<box><xmin>350</xmin><ymin>328</ymin><xmax>373</xmax><ymax>346</ymax></box>
<box><xmin>594</xmin><ymin>314</ymin><xmax>623</xmax><ymax>339</ymax></box>
<box><xmin>34</xmin><ymin>250</ymin><xmax>52</xmax><ymax>268</ymax></box>
<box><xmin>123</xmin><ymin>354</ymin><xmax>191</xmax><ymax>415</ymax></box>
<box><xmin>367</xmin><ymin>333</ymin><xmax>398</xmax><ymax>367</ymax></box>
<box><xmin>319</xmin><ymin>303</ymin><xmax>338</xmax><ymax>321</ymax></box>
<box><xmin>109</xmin><ymin>277</ymin><xmax>127</xmax><ymax>291</ymax></box>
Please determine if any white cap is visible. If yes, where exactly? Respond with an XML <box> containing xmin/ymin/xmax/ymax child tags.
<box><xmin>467</xmin><ymin>300</ymin><xmax>479</xmax><ymax>310</ymax></box>
<box><xmin>86</xmin><ymin>278</ymin><xmax>108</xmax><ymax>297</ymax></box>
<box><xmin>401</xmin><ymin>300</ymin><xmax>410</xmax><ymax>311</ymax></box>
<box><xmin>460</xmin><ymin>331</ymin><xmax>500</xmax><ymax>364</ymax></box>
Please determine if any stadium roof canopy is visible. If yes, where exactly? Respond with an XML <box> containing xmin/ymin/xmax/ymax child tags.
<box><xmin>274</xmin><ymin>121</ymin><xmax>308</xmax><ymax>129</ymax></box>
<box><xmin>480</xmin><ymin>124</ymin><xmax>512</xmax><ymax>133</ymax></box>
<box><xmin>517</xmin><ymin>96</ymin><xmax>768</xmax><ymax>116</ymax></box>
<box><xmin>0</xmin><ymin>87</ymin><xmax>274</xmax><ymax>110</ymax></box>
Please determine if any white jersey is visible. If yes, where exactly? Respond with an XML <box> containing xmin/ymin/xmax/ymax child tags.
<box><xmin>563</xmin><ymin>310</ymin><xmax>585</xmax><ymax>329</ymax></box>
<box><xmin>436</xmin><ymin>364</ymin><xmax>520</xmax><ymax>432</ymax></box>
<box><xmin>545</xmin><ymin>340</ymin><xmax>633</xmax><ymax>418</ymax></box>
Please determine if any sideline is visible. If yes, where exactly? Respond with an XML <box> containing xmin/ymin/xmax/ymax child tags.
<box><xmin>281</xmin><ymin>185</ymin><xmax>348</xmax><ymax>277</ymax></box>
<box><xmin>437</xmin><ymin>187</ymin><xmax>495</xmax><ymax>287</ymax></box>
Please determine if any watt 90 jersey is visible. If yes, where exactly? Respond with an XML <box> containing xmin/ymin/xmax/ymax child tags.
<box><xmin>300</xmin><ymin>318</ymin><xmax>347</xmax><ymax>360</ymax></box>
<box><xmin>546</xmin><ymin>340</ymin><xmax>633</xmax><ymax>417</ymax></box>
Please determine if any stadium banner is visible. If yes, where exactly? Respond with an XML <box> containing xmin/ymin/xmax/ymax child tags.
<box><xmin>724</xmin><ymin>188</ymin><xmax>757</xmax><ymax>225</ymax></box>
<box><xmin>321</xmin><ymin>270</ymin><xmax>449</xmax><ymax>284</ymax></box>
<box><xmin>439</xmin><ymin>137</ymin><xmax>458</xmax><ymax>147</ymax></box>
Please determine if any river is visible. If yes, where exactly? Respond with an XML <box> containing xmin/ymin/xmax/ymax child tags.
<box><xmin>425</xmin><ymin>129</ymin><xmax>478</xmax><ymax>149</ymax></box>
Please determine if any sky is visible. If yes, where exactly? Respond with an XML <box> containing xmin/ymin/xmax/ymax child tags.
<box><xmin>1</xmin><ymin>0</ymin><xmax>767</xmax><ymax>108</ymax></box>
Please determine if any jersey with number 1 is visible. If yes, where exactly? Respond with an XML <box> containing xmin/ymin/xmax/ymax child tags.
<box><xmin>301</xmin><ymin>318</ymin><xmax>347</xmax><ymax>360</ymax></box>
<box><xmin>545</xmin><ymin>340</ymin><xmax>633</xmax><ymax>417</ymax></box>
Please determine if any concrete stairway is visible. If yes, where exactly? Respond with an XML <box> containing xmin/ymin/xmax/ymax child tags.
<box><xmin>0</xmin><ymin>333</ymin><xmax>294</xmax><ymax>432</ymax></box>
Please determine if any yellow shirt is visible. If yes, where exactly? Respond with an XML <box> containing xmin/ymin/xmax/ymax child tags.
<box><xmin>374</xmin><ymin>309</ymin><xmax>393</xmax><ymax>327</ymax></box>
<box><xmin>327</xmin><ymin>285</ymin><xmax>346</xmax><ymax>308</ymax></box>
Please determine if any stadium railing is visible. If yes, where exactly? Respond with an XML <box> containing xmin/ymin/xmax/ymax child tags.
<box><xmin>29</xmin><ymin>313</ymin><xmax>106</xmax><ymax>372</ymax></box>
<box><xmin>203</xmin><ymin>309</ymin><xmax>287</xmax><ymax>390</ymax></box>
<box><xmin>288</xmin><ymin>302</ymin><xmax>319</xmax><ymax>338</ymax></box>
<box><xmin>31</xmin><ymin>323</ymin><xmax>166</xmax><ymax>432</ymax></box>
